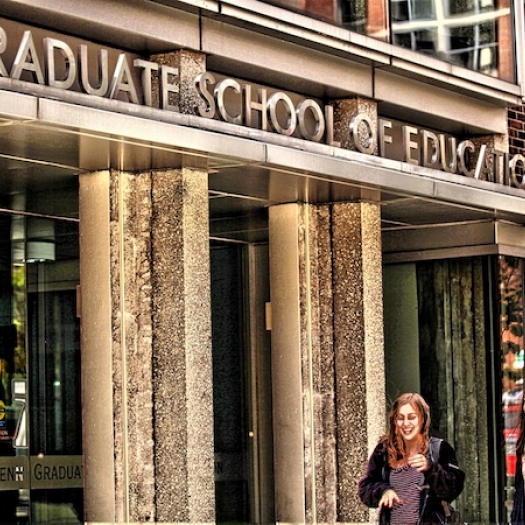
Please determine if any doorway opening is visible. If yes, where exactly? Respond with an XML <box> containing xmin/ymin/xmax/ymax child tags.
<box><xmin>384</xmin><ymin>256</ymin><xmax>509</xmax><ymax>525</ymax></box>
<box><xmin>210</xmin><ymin>241</ymin><xmax>274</xmax><ymax>525</ymax></box>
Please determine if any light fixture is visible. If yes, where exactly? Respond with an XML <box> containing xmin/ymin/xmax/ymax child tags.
<box><xmin>24</xmin><ymin>218</ymin><xmax>56</xmax><ymax>263</ymax></box>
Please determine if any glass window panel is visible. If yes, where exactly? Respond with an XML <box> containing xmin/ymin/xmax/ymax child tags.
<box><xmin>260</xmin><ymin>0</ymin><xmax>390</xmax><ymax>41</ymax></box>
<box><xmin>480</xmin><ymin>26</ymin><xmax>497</xmax><ymax>46</ymax></box>
<box><xmin>410</xmin><ymin>0</ymin><xmax>436</xmax><ymax>19</ymax></box>
<box><xmin>449</xmin><ymin>25</ymin><xmax>475</xmax><ymax>49</ymax></box>
<box><xmin>393</xmin><ymin>29</ymin><xmax>438</xmax><ymax>52</ymax></box>
<box><xmin>384</xmin><ymin>256</ymin><xmax>515</xmax><ymax>523</ymax></box>
<box><xmin>448</xmin><ymin>0</ymin><xmax>496</xmax><ymax>15</ymax></box>
<box><xmin>391</xmin><ymin>0</ymin><xmax>411</xmax><ymax>22</ymax></box>
<box><xmin>391</xmin><ymin>0</ymin><xmax>513</xmax><ymax>79</ymax></box>
<box><xmin>211</xmin><ymin>245</ymin><xmax>250</xmax><ymax>524</ymax></box>
<box><xmin>31</xmin><ymin>489</ymin><xmax>83</xmax><ymax>525</ymax></box>
<box><xmin>479</xmin><ymin>45</ymin><xmax>495</xmax><ymax>69</ymax></box>
<box><xmin>340</xmin><ymin>0</ymin><xmax>368</xmax><ymax>32</ymax></box>
<box><xmin>414</xmin><ymin>29</ymin><xmax>438</xmax><ymax>50</ymax></box>
<box><xmin>28</xmin><ymin>287</ymin><xmax>81</xmax><ymax>455</ymax></box>
<box><xmin>0</xmin><ymin>179</ymin><xmax>81</xmax><ymax>525</ymax></box>
<box><xmin>211</xmin><ymin>242</ymin><xmax>274</xmax><ymax>525</ymax></box>
<box><xmin>500</xmin><ymin>256</ymin><xmax>524</xmax><ymax>524</ymax></box>
<box><xmin>394</xmin><ymin>31</ymin><xmax>416</xmax><ymax>47</ymax></box>
<box><xmin>257</xmin><ymin>0</ymin><xmax>516</xmax><ymax>81</ymax></box>
<box><xmin>448</xmin><ymin>0</ymin><xmax>475</xmax><ymax>15</ymax></box>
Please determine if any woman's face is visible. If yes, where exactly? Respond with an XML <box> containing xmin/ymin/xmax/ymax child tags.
<box><xmin>396</xmin><ymin>403</ymin><xmax>421</xmax><ymax>444</ymax></box>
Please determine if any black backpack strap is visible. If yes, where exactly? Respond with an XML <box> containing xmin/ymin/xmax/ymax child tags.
<box><xmin>382</xmin><ymin>452</ymin><xmax>388</xmax><ymax>482</ymax></box>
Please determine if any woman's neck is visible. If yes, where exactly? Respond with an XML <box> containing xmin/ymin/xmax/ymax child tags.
<box><xmin>404</xmin><ymin>441</ymin><xmax>419</xmax><ymax>456</ymax></box>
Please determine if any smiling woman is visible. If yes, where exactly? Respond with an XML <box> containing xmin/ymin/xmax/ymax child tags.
<box><xmin>358</xmin><ymin>393</ymin><xmax>465</xmax><ymax>525</ymax></box>
<box><xmin>396</xmin><ymin>403</ymin><xmax>423</xmax><ymax>448</ymax></box>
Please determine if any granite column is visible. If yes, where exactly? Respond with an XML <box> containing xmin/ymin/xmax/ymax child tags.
<box><xmin>269</xmin><ymin>200</ymin><xmax>385</xmax><ymax>524</ymax></box>
<box><xmin>79</xmin><ymin>166</ymin><xmax>214</xmax><ymax>525</ymax></box>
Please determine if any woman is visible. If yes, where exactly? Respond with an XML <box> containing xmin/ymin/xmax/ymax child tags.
<box><xmin>358</xmin><ymin>393</ymin><xmax>465</xmax><ymax>525</ymax></box>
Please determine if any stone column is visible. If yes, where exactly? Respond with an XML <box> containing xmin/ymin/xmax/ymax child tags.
<box><xmin>150</xmin><ymin>167</ymin><xmax>215</xmax><ymax>524</ymax></box>
<box><xmin>109</xmin><ymin>169</ymin><xmax>157</xmax><ymax>524</ymax></box>
<box><xmin>269</xmin><ymin>203</ymin><xmax>307</xmax><ymax>525</ymax></box>
<box><xmin>269</xmin><ymin>201</ymin><xmax>385</xmax><ymax>525</ymax></box>
<box><xmin>79</xmin><ymin>166</ymin><xmax>214</xmax><ymax>524</ymax></box>
<box><xmin>332</xmin><ymin>97</ymin><xmax>378</xmax><ymax>154</ymax></box>
<box><xmin>333</xmin><ymin>202</ymin><xmax>385</xmax><ymax>524</ymax></box>
<box><xmin>150</xmin><ymin>50</ymin><xmax>206</xmax><ymax>114</ymax></box>
<box><xmin>79</xmin><ymin>170</ymin><xmax>116</xmax><ymax>525</ymax></box>
<box><xmin>471</xmin><ymin>133</ymin><xmax>509</xmax><ymax>184</ymax></box>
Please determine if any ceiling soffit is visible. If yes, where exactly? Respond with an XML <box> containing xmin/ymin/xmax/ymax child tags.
<box><xmin>0</xmin><ymin>91</ymin><xmax>522</xmax><ymax>245</ymax></box>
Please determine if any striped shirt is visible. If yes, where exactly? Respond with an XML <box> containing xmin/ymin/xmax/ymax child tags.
<box><xmin>389</xmin><ymin>465</ymin><xmax>424</xmax><ymax>525</ymax></box>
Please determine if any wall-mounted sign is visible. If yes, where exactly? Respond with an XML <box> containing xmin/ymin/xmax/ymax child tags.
<box><xmin>348</xmin><ymin>114</ymin><xmax>524</xmax><ymax>190</ymax></box>
<box><xmin>0</xmin><ymin>17</ymin><xmax>523</xmax><ymax>191</ymax></box>
<box><xmin>0</xmin><ymin>455</ymin><xmax>82</xmax><ymax>491</ymax></box>
<box><xmin>195</xmin><ymin>76</ymin><xmax>524</xmax><ymax>190</ymax></box>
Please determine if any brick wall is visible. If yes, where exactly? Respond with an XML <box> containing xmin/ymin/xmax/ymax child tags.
<box><xmin>508</xmin><ymin>105</ymin><xmax>525</xmax><ymax>156</ymax></box>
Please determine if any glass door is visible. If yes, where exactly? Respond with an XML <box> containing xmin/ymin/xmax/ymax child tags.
<box><xmin>210</xmin><ymin>241</ymin><xmax>274</xmax><ymax>525</ymax></box>
<box><xmin>0</xmin><ymin>195</ymin><xmax>81</xmax><ymax>525</ymax></box>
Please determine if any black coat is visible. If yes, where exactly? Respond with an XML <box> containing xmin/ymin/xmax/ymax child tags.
<box><xmin>511</xmin><ymin>454</ymin><xmax>524</xmax><ymax>525</ymax></box>
<box><xmin>358</xmin><ymin>437</ymin><xmax>465</xmax><ymax>525</ymax></box>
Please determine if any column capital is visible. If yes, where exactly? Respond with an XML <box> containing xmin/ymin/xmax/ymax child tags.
<box><xmin>150</xmin><ymin>49</ymin><xmax>206</xmax><ymax>114</ymax></box>
<box><xmin>330</xmin><ymin>97</ymin><xmax>378</xmax><ymax>153</ymax></box>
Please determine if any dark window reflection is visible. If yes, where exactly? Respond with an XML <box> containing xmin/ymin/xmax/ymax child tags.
<box><xmin>500</xmin><ymin>256</ymin><xmax>524</xmax><ymax>523</ymax></box>
<box><xmin>28</xmin><ymin>288</ymin><xmax>81</xmax><ymax>455</ymax></box>
<box><xmin>0</xmin><ymin>185</ymin><xmax>82</xmax><ymax>525</ymax></box>
<box><xmin>211</xmin><ymin>244</ymin><xmax>250</xmax><ymax>524</ymax></box>
<box><xmin>260</xmin><ymin>0</ymin><xmax>514</xmax><ymax>81</ymax></box>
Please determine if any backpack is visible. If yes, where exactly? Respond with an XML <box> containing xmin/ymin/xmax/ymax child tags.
<box><xmin>430</xmin><ymin>438</ymin><xmax>461</xmax><ymax>525</ymax></box>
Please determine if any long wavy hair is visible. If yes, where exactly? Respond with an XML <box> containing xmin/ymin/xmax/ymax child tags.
<box><xmin>381</xmin><ymin>393</ymin><xmax>431</xmax><ymax>469</ymax></box>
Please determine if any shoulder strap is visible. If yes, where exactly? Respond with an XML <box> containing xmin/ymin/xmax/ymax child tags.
<box><xmin>430</xmin><ymin>437</ymin><xmax>443</xmax><ymax>464</ymax></box>
<box><xmin>382</xmin><ymin>451</ymin><xmax>388</xmax><ymax>482</ymax></box>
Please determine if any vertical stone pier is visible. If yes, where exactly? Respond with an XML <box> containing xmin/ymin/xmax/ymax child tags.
<box><xmin>333</xmin><ymin>202</ymin><xmax>385</xmax><ymax>524</ymax></box>
<box><xmin>269</xmin><ymin>200</ymin><xmax>385</xmax><ymax>524</ymax></box>
<box><xmin>80</xmin><ymin>166</ymin><xmax>215</xmax><ymax>524</ymax></box>
<box><xmin>150</xmin><ymin>168</ymin><xmax>215</xmax><ymax>523</ymax></box>
<box><xmin>79</xmin><ymin>170</ymin><xmax>116</xmax><ymax>525</ymax></box>
<box><xmin>79</xmin><ymin>47</ymin><xmax>215</xmax><ymax>525</ymax></box>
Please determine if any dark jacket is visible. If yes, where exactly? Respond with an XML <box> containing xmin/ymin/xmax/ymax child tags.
<box><xmin>511</xmin><ymin>454</ymin><xmax>524</xmax><ymax>525</ymax></box>
<box><xmin>358</xmin><ymin>437</ymin><xmax>465</xmax><ymax>525</ymax></box>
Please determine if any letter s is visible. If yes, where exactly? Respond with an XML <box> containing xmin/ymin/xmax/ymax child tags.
<box><xmin>195</xmin><ymin>72</ymin><xmax>216</xmax><ymax>118</ymax></box>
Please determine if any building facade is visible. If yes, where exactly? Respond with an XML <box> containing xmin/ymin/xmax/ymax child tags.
<box><xmin>0</xmin><ymin>0</ymin><xmax>523</xmax><ymax>524</ymax></box>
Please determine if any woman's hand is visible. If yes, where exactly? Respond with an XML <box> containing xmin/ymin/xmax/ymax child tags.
<box><xmin>379</xmin><ymin>489</ymin><xmax>403</xmax><ymax>509</ymax></box>
<box><xmin>409</xmin><ymin>453</ymin><xmax>430</xmax><ymax>472</ymax></box>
